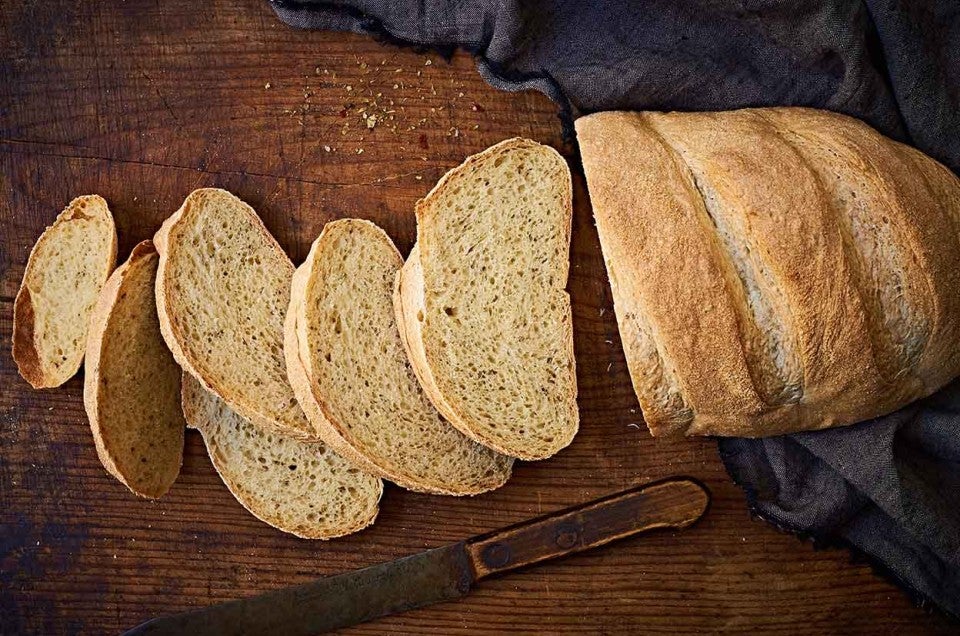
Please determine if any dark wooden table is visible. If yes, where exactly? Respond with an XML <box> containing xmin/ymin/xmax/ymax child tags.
<box><xmin>0</xmin><ymin>2</ymin><xmax>953</xmax><ymax>634</ymax></box>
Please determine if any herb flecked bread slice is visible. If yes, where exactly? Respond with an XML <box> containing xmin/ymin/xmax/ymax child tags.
<box><xmin>13</xmin><ymin>195</ymin><xmax>117</xmax><ymax>388</ymax></box>
<box><xmin>395</xmin><ymin>139</ymin><xmax>579</xmax><ymax>460</ymax></box>
<box><xmin>154</xmin><ymin>188</ymin><xmax>316</xmax><ymax>440</ymax></box>
<box><xmin>285</xmin><ymin>219</ymin><xmax>513</xmax><ymax>495</ymax></box>
<box><xmin>181</xmin><ymin>374</ymin><xmax>382</xmax><ymax>539</ymax></box>
<box><xmin>84</xmin><ymin>241</ymin><xmax>184</xmax><ymax>499</ymax></box>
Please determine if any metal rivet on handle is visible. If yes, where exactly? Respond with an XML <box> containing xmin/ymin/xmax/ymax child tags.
<box><xmin>555</xmin><ymin>525</ymin><xmax>579</xmax><ymax>549</ymax></box>
<box><xmin>481</xmin><ymin>543</ymin><xmax>512</xmax><ymax>568</ymax></box>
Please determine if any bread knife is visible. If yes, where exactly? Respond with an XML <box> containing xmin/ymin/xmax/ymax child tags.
<box><xmin>123</xmin><ymin>477</ymin><xmax>709</xmax><ymax>635</ymax></box>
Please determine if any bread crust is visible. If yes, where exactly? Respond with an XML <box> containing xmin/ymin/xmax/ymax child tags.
<box><xmin>153</xmin><ymin>188</ymin><xmax>317</xmax><ymax>441</ymax></box>
<box><xmin>396</xmin><ymin>139</ymin><xmax>579</xmax><ymax>460</ymax></box>
<box><xmin>577</xmin><ymin>108</ymin><xmax>960</xmax><ymax>437</ymax></box>
<box><xmin>13</xmin><ymin>195</ymin><xmax>117</xmax><ymax>388</ymax></box>
<box><xmin>83</xmin><ymin>241</ymin><xmax>184</xmax><ymax>499</ymax></box>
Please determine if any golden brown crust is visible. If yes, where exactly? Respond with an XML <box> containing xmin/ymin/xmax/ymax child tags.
<box><xmin>13</xmin><ymin>195</ymin><xmax>117</xmax><ymax>388</ymax></box>
<box><xmin>12</xmin><ymin>287</ymin><xmax>42</xmax><ymax>387</ymax></box>
<box><xmin>576</xmin><ymin>113</ymin><xmax>762</xmax><ymax>436</ymax></box>
<box><xmin>577</xmin><ymin>107</ymin><xmax>960</xmax><ymax>437</ymax></box>
<box><xmin>83</xmin><ymin>241</ymin><xmax>184</xmax><ymax>499</ymax></box>
<box><xmin>887</xmin><ymin>141</ymin><xmax>960</xmax><ymax>389</ymax></box>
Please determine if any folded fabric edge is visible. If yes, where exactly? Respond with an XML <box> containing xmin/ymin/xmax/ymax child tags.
<box><xmin>715</xmin><ymin>438</ymin><xmax>958</xmax><ymax>624</ymax></box>
<box><xmin>268</xmin><ymin>0</ymin><xmax>576</xmax><ymax>139</ymax></box>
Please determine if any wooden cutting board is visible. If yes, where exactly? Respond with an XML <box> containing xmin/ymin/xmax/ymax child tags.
<box><xmin>0</xmin><ymin>1</ymin><xmax>951</xmax><ymax>633</ymax></box>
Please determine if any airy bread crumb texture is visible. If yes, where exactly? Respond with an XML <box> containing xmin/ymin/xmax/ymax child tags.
<box><xmin>411</xmin><ymin>138</ymin><xmax>579</xmax><ymax>460</ymax></box>
<box><xmin>182</xmin><ymin>374</ymin><xmax>382</xmax><ymax>540</ymax></box>
<box><xmin>84</xmin><ymin>241</ymin><xmax>184</xmax><ymax>499</ymax></box>
<box><xmin>13</xmin><ymin>195</ymin><xmax>117</xmax><ymax>388</ymax></box>
<box><xmin>154</xmin><ymin>188</ymin><xmax>315</xmax><ymax>440</ymax></box>
<box><xmin>291</xmin><ymin>219</ymin><xmax>513</xmax><ymax>495</ymax></box>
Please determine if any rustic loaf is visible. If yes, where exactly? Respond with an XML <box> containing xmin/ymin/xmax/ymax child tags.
<box><xmin>154</xmin><ymin>188</ymin><xmax>316</xmax><ymax>440</ymax></box>
<box><xmin>285</xmin><ymin>219</ymin><xmax>513</xmax><ymax>495</ymax></box>
<box><xmin>13</xmin><ymin>195</ymin><xmax>117</xmax><ymax>388</ymax></box>
<box><xmin>395</xmin><ymin>138</ymin><xmax>579</xmax><ymax>460</ymax></box>
<box><xmin>181</xmin><ymin>374</ymin><xmax>382</xmax><ymax>539</ymax></box>
<box><xmin>576</xmin><ymin>108</ymin><xmax>960</xmax><ymax>437</ymax></box>
<box><xmin>84</xmin><ymin>241</ymin><xmax>185</xmax><ymax>498</ymax></box>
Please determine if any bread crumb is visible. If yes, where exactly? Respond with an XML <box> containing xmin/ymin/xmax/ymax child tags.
<box><xmin>264</xmin><ymin>82</ymin><xmax>271</xmax><ymax>89</ymax></box>
<box><xmin>424</xmin><ymin>59</ymin><xmax>432</xmax><ymax>66</ymax></box>
<box><xmin>323</xmin><ymin>145</ymin><xmax>331</xmax><ymax>152</ymax></box>
<box><xmin>356</xmin><ymin>148</ymin><xmax>364</xmax><ymax>154</ymax></box>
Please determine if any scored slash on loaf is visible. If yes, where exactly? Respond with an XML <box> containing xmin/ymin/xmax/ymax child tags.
<box><xmin>577</xmin><ymin>107</ymin><xmax>960</xmax><ymax>437</ymax></box>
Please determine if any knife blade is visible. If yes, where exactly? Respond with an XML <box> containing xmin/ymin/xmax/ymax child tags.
<box><xmin>124</xmin><ymin>476</ymin><xmax>709</xmax><ymax>635</ymax></box>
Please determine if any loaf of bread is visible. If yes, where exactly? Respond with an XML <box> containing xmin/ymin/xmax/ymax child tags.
<box><xmin>285</xmin><ymin>219</ymin><xmax>513</xmax><ymax>495</ymax></box>
<box><xmin>395</xmin><ymin>138</ymin><xmax>579</xmax><ymax>460</ymax></box>
<box><xmin>84</xmin><ymin>241</ymin><xmax>185</xmax><ymax>499</ymax></box>
<box><xmin>154</xmin><ymin>188</ymin><xmax>317</xmax><ymax>441</ymax></box>
<box><xmin>181</xmin><ymin>374</ymin><xmax>382</xmax><ymax>539</ymax></box>
<box><xmin>13</xmin><ymin>195</ymin><xmax>117</xmax><ymax>388</ymax></box>
<box><xmin>576</xmin><ymin>108</ymin><xmax>960</xmax><ymax>437</ymax></box>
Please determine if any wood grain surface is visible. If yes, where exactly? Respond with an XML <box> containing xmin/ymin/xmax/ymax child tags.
<box><xmin>0</xmin><ymin>1</ymin><xmax>953</xmax><ymax>634</ymax></box>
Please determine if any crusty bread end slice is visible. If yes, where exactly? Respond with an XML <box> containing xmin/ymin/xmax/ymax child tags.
<box><xmin>181</xmin><ymin>374</ymin><xmax>382</xmax><ymax>539</ymax></box>
<box><xmin>13</xmin><ymin>195</ymin><xmax>117</xmax><ymax>388</ymax></box>
<box><xmin>154</xmin><ymin>188</ymin><xmax>316</xmax><ymax>441</ymax></box>
<box><xmin>84</xmin><ymin>241</ymin><xmax>184</xmax><ymax>499</ymax></box>
<box><xmin>395</xmin><ymin>139</ymin><xmax>579</xmax><ymax>460</ymax></box>
<box><xmin>285</xmin><ymin>219</ymin><xmax>513</xmax><ymax>495</ymax></box>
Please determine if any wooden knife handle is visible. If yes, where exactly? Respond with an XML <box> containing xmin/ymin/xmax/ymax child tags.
<box><xmin>464</xmin><ymin>477</ymin><xmax>709</xmax><ymax>579</ymax></box>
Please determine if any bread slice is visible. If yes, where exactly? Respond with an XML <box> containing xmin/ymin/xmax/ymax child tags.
<box><xmin>181</xmin><ymin>374</ymin><xmax>382</xmax><ymax>539</ymax></box>
<box><xmin>154</xmin><ymin>188</ymin><xmax>316</xmax><ymax>440</ymax></box>
<box><xmin>13</xmin><ymin>195</ymin><xmax>117</xmax><ymax>388</ymax></box>
<box><xmin>84</xmin><ymin>241</ymin><xmax>184</xmax><ymax>499</ymax></box>
<box><xmin>285</xmin><ymin>219</ymin><xmax>514</xmax><ymax>495</ymax></box>
<box><xmin>394</xmin><ymin>138</ymin><xmax>579</xmax><ymax>460</ymax></box>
